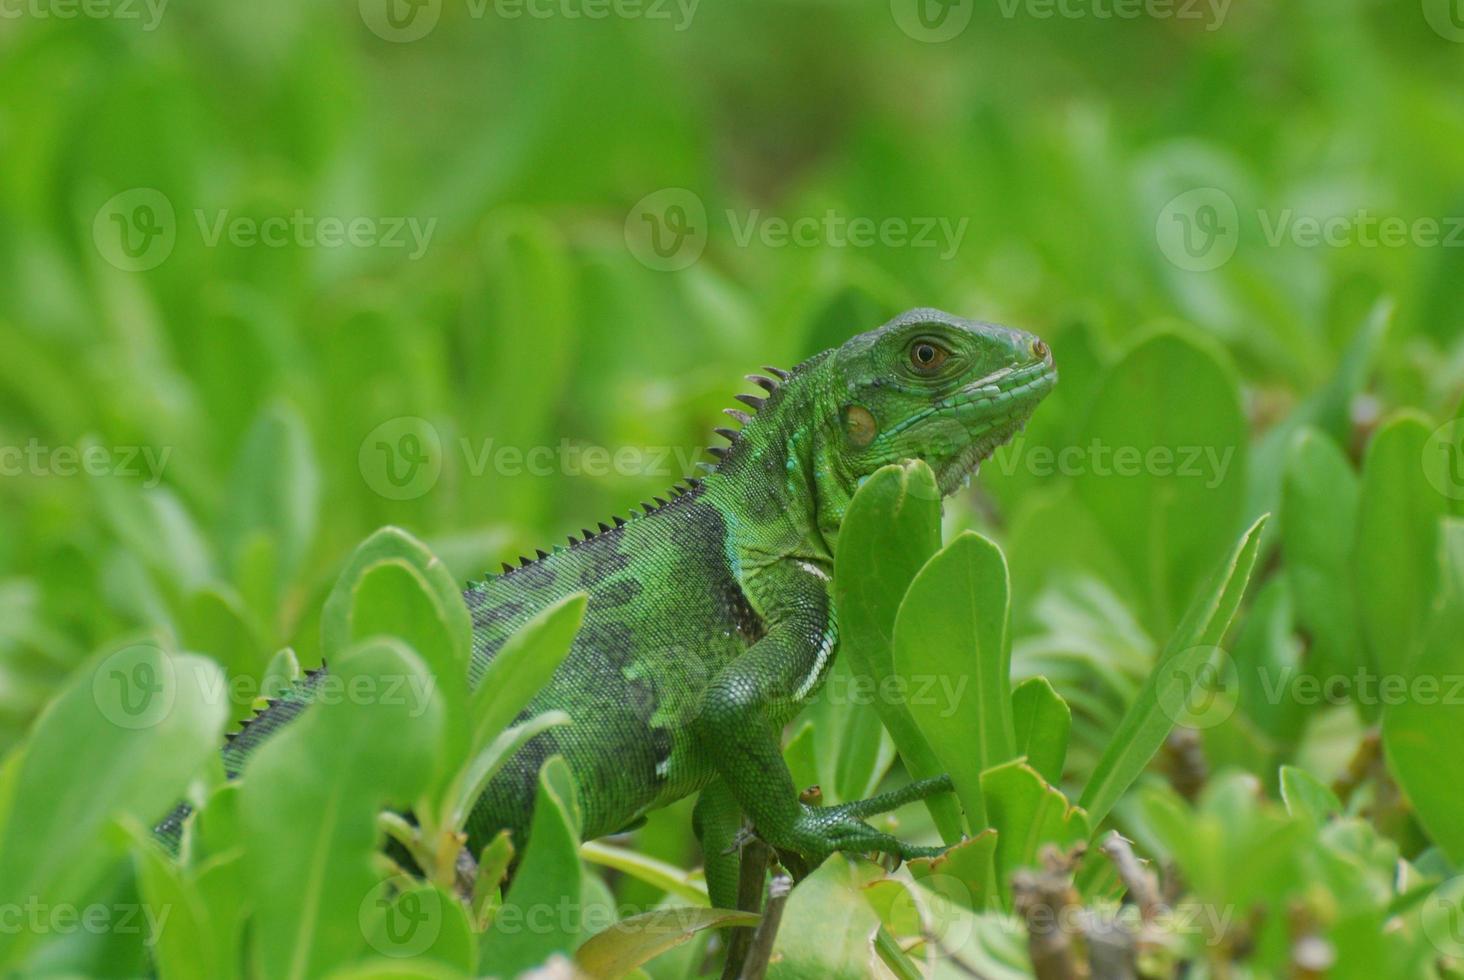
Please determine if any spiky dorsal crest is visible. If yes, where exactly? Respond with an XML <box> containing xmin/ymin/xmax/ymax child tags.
<box><xmin>478</xmin><ymin>358</ymin><xmax>797</xmax><ymax>585</ymax></box>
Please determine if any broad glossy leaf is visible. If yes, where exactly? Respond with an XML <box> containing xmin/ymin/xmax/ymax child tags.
<box><xmin>0</xmin><ymin>646</ymin><xmax>227</xmax><ymax>968</ymax></box>
<box><xmin>180</xmin><ymin>584</ymin><xmax>268</xmax><ymax>727</ymax></box>
<box><xmin>1279</xmin><ymin>765</ymin><xmax>1342</xmax><ymax>823</ymax></box>
<box><xmin>1382</xmin><ymin>520</ymin><xmax>1464</xmax><ymax>863</ymax></box>
<box><xmin>322</xmin><ymin>527</ymin><xmax>472</xmax><ymax>673</ymax></box>
<box><xmin>982</xmin><ymin>761</ymin><xmax>1088</xmax><ymax>888</ymax></box>
<box><xmin>833</xmin><ymin>459</ymin><xmax>961</xmax><ymax>840</ymax></box>
<box><xmin>1073</xmin><ymin>331</ymin><xmax>1247</xmax><ymax>636</ymax></box>
<box><xmin>360</xmin><ymin>882</ymin><xmax>476</xmax><ymax>973</ymax></box>
<box><xmin>894</xmin><ymin>531</ymin><xmax>1014</xmax><ymax>829</ymax></box>
<box><xmin>239</xmin><ymin>638</ymin><xmax>444</xmax><ymax>980</ymax></box>
<box><xmin>579</xmin><ymin>842</ymin><xmax>709</xmax><ymax>907</ymax></box>
<box><xmin>225</xmin><ymin>400</ymin><xmax>319</xmax><ymax>588</ymax></box>
<box><xmin>1280</xmin><ymin>428</ymin><xmax>1361</xmax><ymax>683</ymax></box>
<box><xmin>451</xmin><ymin>710</ymin><xmax>571</xmax><ymax>830</ymax></box>
<box><xmin>1080</xmin><ymin>515</ymin><xmax>1267</xmax><ymax>828</ymax></box>
<box><xmin>1011</xmin><ymin>676</ymin><xmax>1070</xmax><ymax>785</ymax></box>
<box><xmin>907</xmin><ymin>829</ymin><xmax>999</xmax><ymax>911</ymax></box>
<box><xmin>766</xmin><ymin>858</ymin><xmax>883</xmax><ymax>980</ymax></box>
<box><xmin>482</xmin><ymin>756</ymin><xmax>583</xmax><ymax>971</ymax></box>
<box><xmin>575</xmin><ymin>907</ymin><xmax>758</xmax><ymax>979</ymax></box>
<box><xmin>467</xmin><ymin>593</ymin><xmax>586</xmax><ymax>759</ymax></box>
<box><xmin>1355</xmin><ymin>413</ymin><xmax>1446</xmax><ymax>677</ymax></box>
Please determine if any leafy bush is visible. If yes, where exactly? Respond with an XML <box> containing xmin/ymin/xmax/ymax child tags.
<box><xmin>3</xmin><ymin>1</ymin><xmax>1463</xmax><ymax>976</ymax></box>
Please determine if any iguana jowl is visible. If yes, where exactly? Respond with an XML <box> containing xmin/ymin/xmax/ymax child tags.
<box><xmin>159</xmin><ymin>308</ymin><xmax>1056</xmax><ymax>908</ymax></box>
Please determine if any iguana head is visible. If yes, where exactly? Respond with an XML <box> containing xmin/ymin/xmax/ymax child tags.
<box><xmin>822</xmin><ymin>308</ymin><xmax>1057</xmax><ymax>498</ymax></box>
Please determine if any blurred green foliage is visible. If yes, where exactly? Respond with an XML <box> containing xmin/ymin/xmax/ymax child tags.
<box><xmin>2</xmin><ymin>0</ymin><xmax>1464</xmax><ymax>976</ymax></box>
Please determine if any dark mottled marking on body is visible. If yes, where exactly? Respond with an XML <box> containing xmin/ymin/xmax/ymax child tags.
<box><xmin>594</xmin><ymin>579</ymin><xmax>643</xmax><ymax>609</ymax></box>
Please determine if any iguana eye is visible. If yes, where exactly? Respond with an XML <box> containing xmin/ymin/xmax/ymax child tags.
<box><xmin>909</xmin><ymin>341</ymin><xmax>950</xmax><ymax>373</ymax></box>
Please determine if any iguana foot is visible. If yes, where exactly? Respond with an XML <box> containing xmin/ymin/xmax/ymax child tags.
<box><xmin>762</xmin><ymin>774</ymin><xmax>955</xmax><ymax>873</ymax></box>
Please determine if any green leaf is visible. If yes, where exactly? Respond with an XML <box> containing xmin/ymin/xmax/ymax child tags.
<box><xmin>894</xmin><ymin>531</ymin><xmax>1014</xmax><ymax>829</ymax></box>
<box><xmin>1355</xmin><ymin>413</ymin><xmax>1447</xmax><ymax>678</ymax></box>
<box><xmin>833</xmin><ymin>459</ymin><xmax>962</xmax><ymax>841</ymax></box>
<box><xmin>466</xmin><ymin>593</ymin><xmax>585</xmax><ymax>759</ymax></box>
<box><xmin>907</xmin><ymin>830</ymin><xmax>999</xmax><ymax>911</ymax></box>
<box><xmin>1079</xmin><ymin>514</ymin><xmax>1267</xmax><ymax>829</ymax></box>
<box><xmin>1279</xmin><ymin>765</ymin><xmax>1342</xmax><ymax>823</ymax></box>
<box><xmin>130</xmin><ymin>834</ymin><xmax>241</xmax><ymax>980</ymax></box>
<box><xmin>482</xmin><ymin>755</ymin><xmax>583</xmax><ymax>972</ymax></box>
<box><xmin>360</xmin><ymin>881</ymin><xmax>477</xmax><ymax>973</ymax></box>
<box><xmin>0</xmin><ymin>646</ymin><xmax>228</xmax><ymax>968</ymax></box>
<box><xmin>1382</xmin><ymin>520</ymin><xmax>1464</xmax><ymax>863</ymax></box>
<box><xmin>348</xmin><ymin>558</ymin><xmax>468</xmax><ymax>767</ymax></box>
<box><xmin>579</xmin><ymin>841</ymin><xmax>709</xmax><ymax>907</ymax></box>
<box><xmin>982</xmin><ymin>761</ymin><xmax>1088</xmax><ymax>890</ymax></box>
<box><xmin>1073</xmin><ymin>331</ymin><xmax>1247</xmax><ymax>636</ymax></box>
<box><xmin>575</xmin><ymin>906</ymin><xmax>758</xmax><ymax>979</ymax></box>
<box><xmin>1280</xmin><ymin>427</ymin><xmax>1361</xmax><ymax>683</ymax></box>
<box><xmin>322</xmin><ymin>527</ymin><xmax>472</xmax><ymax>672</ymax></box>
<box><xmin>225</xmin><ymin>400</ymin><xmax>320</xmax><ymax>589</ymax></box>
<box><xmin>180</xmin><ymin>584</ymin><xmax>269</xmax><ymax>726</ymax></box>
<box><xmin>1011</xmin><ymin>677</ymin><xmax>1070</xmax><ymax>785</ymax></box>
<box><xmin>450</xmin><ymin>710</ymin><xmax>571</xmax><ymax>830</ymax></box>
<box><xmin>239</xmin><ymin>638</ymin><xmax>445</xmax><ymax>980</ymax></box>
<box><xmin>766</xmin><ymin>858</ymin><xmax>883</xmax><ymax>980</ymax></box>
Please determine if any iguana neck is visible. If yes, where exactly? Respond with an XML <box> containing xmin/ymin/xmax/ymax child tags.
<box><xmin>700</xmin><ymin>352</ymin><xmax>849</xmax><ymax>577</ymax></box>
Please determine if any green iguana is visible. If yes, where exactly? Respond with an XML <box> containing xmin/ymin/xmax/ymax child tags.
<box><xmin>157</xmin><ymin>308</ymin><xmax>1056</xmax><ymax>910</ymax></box>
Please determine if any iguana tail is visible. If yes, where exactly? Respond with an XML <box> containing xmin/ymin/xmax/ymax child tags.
<box><xmin>153</xmin><ymin>665</ymin><xmax>331</xmax><ymax>851</ymax></box>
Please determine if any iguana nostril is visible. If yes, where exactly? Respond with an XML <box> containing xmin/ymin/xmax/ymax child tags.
<box><xmin>1032</xmin><ymin>338</ymin><xmax>1050</xmax><ymax>362</ymax></box>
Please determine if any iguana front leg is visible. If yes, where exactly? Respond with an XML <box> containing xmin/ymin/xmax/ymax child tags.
<box><xmin>693</xmin><ymin>563</ymin><xmax>951</xmax><ymax>874</ymax></box>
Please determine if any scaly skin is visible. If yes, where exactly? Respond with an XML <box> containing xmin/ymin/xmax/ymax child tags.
<box><xmin>157</xmin><ymin>308</ymin><xmax>1057</xmax><ymax>907</ymax></box>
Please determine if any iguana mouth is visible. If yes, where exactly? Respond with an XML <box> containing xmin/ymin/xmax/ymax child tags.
<box><xmin>928</xmin><ymin>359</ymin><xmax>1058</xmax><ymax>495</ymax></box>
